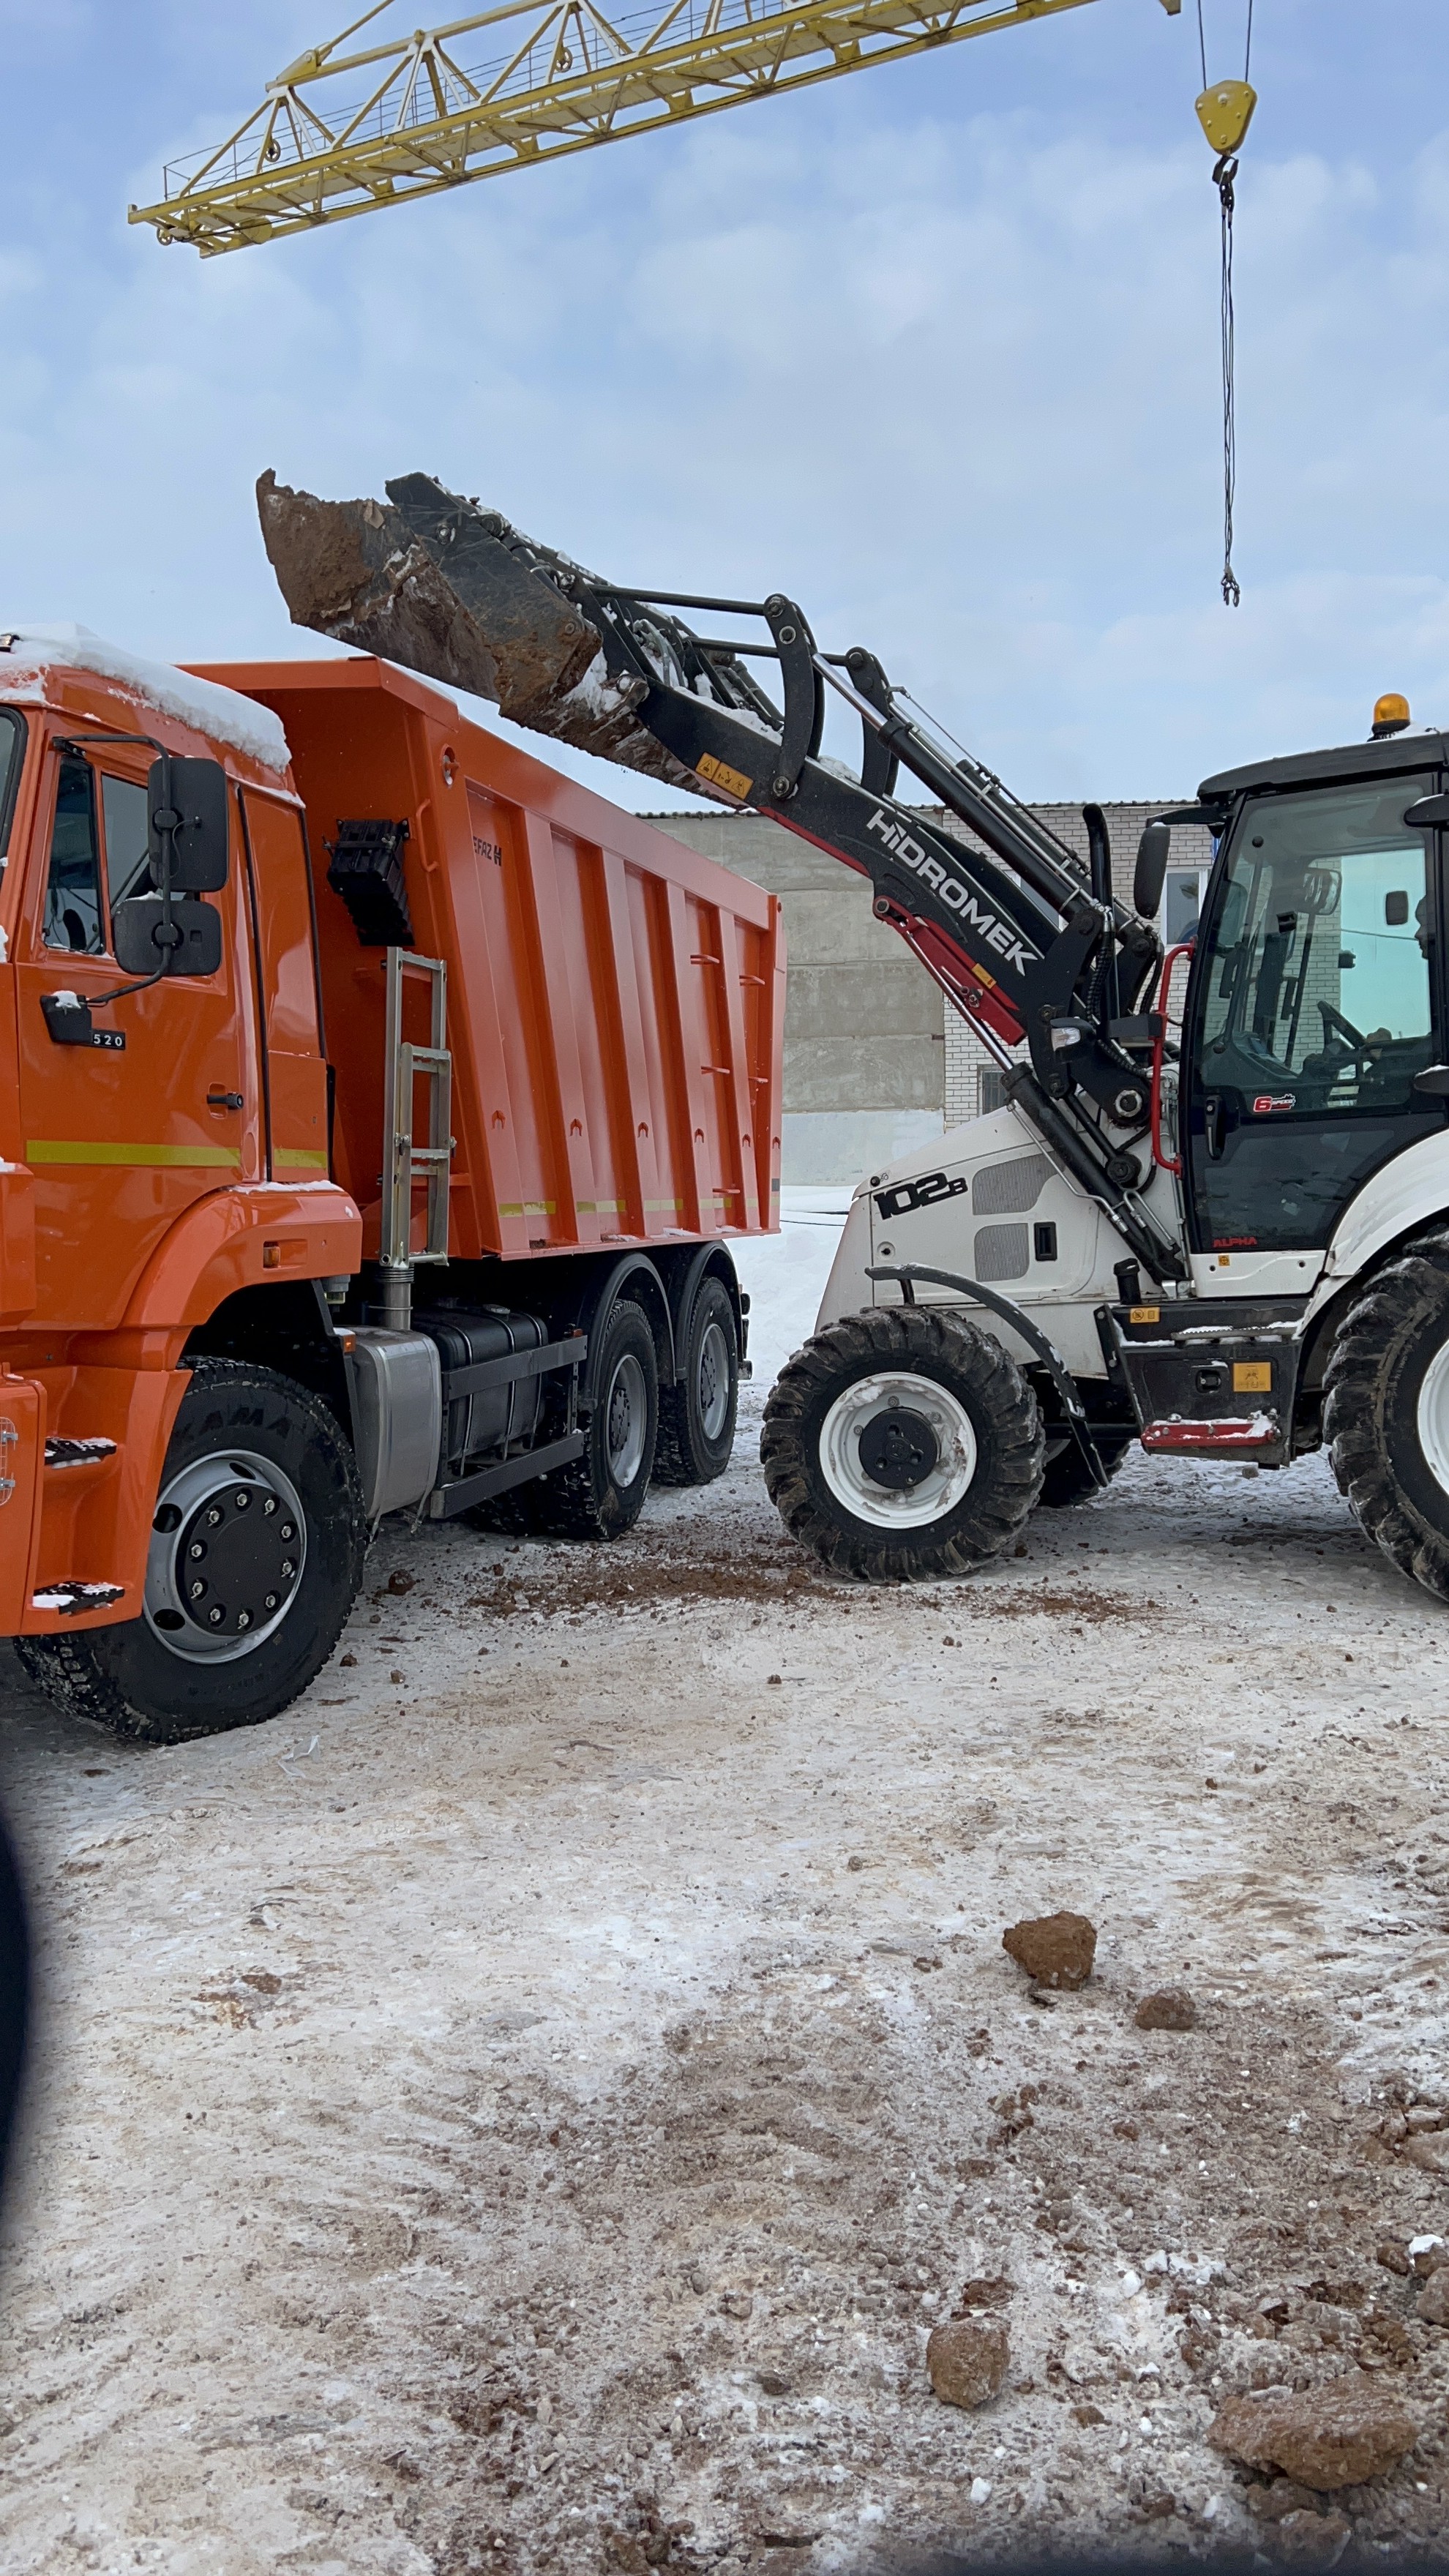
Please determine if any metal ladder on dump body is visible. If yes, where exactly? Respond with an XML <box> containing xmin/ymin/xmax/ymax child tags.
<box><xmin>379</xmin><ymin>948</ymin><xmax>452</xmax><ymax>1331</ymax></box>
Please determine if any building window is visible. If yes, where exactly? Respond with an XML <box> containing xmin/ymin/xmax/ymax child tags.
<box><xmin>978</xmin><ymin>1066</ymin><xmax>1006</xmax><ymax>1115</ymax></box>
<box><xmin>1164</xmin><ymin>869</ymin><xmax>1203</xmax><ymax>947</ymax></box>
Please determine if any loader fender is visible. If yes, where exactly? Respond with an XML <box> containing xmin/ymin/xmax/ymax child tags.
<box><xmin>1307</xmin><ymin>1128</ymin><xmax>1449</xmax><ymax>1325</ymax></box>
<box><xmin>121</xmin><ymin>1184</ymin><xmax>363</xmax><ymax>1331</ymax></box>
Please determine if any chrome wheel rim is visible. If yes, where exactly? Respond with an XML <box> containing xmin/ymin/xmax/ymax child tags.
<box><xmin>145</xmin><ymin>1449</ymin><xmax>307</xmax><ymax>1663</ymax></box>
<box><xmin>819</xmin><ymin>1371</ymin><xmax>978</xmax><ymax>1530</ymax></box>
<box><xmin>1418</xmin><ymin>1338</ymin><xmax>1449</xmax><ymax>1497</ymax></box>
<box><xmin>606</xmin><ymin>1352</ymin><xmax>648</xmax><ymax>1487</ymax></box>
<box><xmin>697</xmin><ymin>1318</ymin><xmax>732</xmax><ymax>1442</ymax></box>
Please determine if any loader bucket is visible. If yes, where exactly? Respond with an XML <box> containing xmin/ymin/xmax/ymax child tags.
<box><xmin>256</xmin><ymin>470</ymin><xmax>720</xmax><ymax>798</ymax></box>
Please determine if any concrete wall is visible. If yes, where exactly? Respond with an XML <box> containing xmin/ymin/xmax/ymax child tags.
<box><xmin>651</xmin><ymin>802</ymin><xmax>1214</xmax><ymax>1180</ymax></box>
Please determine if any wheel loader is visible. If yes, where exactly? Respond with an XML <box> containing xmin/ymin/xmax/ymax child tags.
<box><xmin>259</xmin><ymin>472</ymin><xmax>1449</xmax><ymax>1600</ymax></box>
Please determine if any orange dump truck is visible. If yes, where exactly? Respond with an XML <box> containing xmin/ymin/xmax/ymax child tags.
<box><xmin>0</xmin><ymin>634</ymin><xmax>783</xmax><ymax>1743</ymax></box>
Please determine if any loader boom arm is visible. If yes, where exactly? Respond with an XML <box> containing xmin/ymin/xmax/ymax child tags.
<box><xmin>257</xmin><ymin>469</ymin><xmax>1188</xmax><ymax>1281</ymax></box>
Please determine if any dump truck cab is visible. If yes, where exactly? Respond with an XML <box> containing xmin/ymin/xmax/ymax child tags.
<box><xmin>0</xmin><ymin>633</ymin><xmax>362</xmax><ymax>1660</ymax></box>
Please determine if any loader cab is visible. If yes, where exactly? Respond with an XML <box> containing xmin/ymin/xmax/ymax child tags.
<box><xmin>1183</xmin><ymin>732</ymin><xmax>1449</xmax><ymax>1265</ymax></box>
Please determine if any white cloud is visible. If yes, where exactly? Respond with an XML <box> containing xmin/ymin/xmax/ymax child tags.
<box><xmin>2</xmin><ymin>9</ymin><xmax>1447</xmax><ymax>811</ymax></box>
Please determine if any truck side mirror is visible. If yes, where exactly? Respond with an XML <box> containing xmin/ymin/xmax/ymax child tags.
<box><xmin>1134</xmin><ymin>821</ymin><xmax>1172</xmax><ymax>921</ymax></box>
<box><xmin>147</xmin><ymin>755</ymin><xmax>230</xmax><ymax>893</ymax></box>
<box><xmin>113</xmin><ymin>894</ymin><xmax>223</xmax><ymax>979</ymax></box>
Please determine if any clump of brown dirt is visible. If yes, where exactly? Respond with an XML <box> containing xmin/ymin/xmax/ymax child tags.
<box><xmin>926</xmin><ymin>2315</ymin><xmax>1009</xmax><ymax>2409</ymax></box>
<box><xmin>1208</xmin><ymin>2383</ymin><xmax>1421</xmax><ymax>2490</ymax></box>
<box><xmin>1003</xmin><ymin>1911</ymin><xmax>1097</xmax><ymax>1990</ymax></box>
<box><xmin>1135</xmin><ymin>1986</ymin><xmax>1198</xmax><ymax>2031</ymax></box>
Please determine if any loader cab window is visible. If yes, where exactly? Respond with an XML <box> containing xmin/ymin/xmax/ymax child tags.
<box><xmin>42</xmin><ymin>755</ymin><xmax>105</xmax><ymax>955</ymax></box>
<box><xmin>1199</xmin><ymin>778</ymin><xmax>1436</xmax><ymax>1113</ymax></box>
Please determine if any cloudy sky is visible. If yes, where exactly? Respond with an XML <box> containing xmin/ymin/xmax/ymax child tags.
<box><xmin>2</xmin><ymin>0</ymin><xmax>1445</xmax><ymax>806</ymax></box>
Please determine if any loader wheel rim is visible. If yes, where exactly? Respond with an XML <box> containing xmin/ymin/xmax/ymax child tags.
<box><xmin>697</xmin><ymin>1319</ymin><xmax>731</xmax><ymax>1443</ymax></box>
<box><xmin>144</xmin><ymin>1449</ymin><xmax>307</xmax><ymax>1663</ymax></box>
<box><xmin>606</xmin><ymin>1352</ymin><xmax>648</xmax><ymax>1488</ymax></box>
<box><xmin>1416</xmin><ymin>1338</ymin><xmax>1449</xmax><ymax>1497</ymax></box>
<box><xmin>818</xmin><ymin>1371</ymin><xmax>978</xmax><ymax>1529</ymax></box>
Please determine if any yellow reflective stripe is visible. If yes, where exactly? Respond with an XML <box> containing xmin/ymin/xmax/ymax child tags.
<box><xmin>26</xmin><ymin>1139</ymin><xmax>242</xmax><ymax>1169</ymax></box>
<box><xmin>274</xmin><ymin>1148</ymin><xmax>329</xmax><ymax>1171</ymax></box>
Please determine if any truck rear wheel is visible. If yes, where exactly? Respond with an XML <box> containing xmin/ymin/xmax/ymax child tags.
<box><xmin>761</xmin><ymin>1306</ymin><xmax>1044</xmax><ymax>1580</ymax></box>
<box><xmin>1323</xmin><ymin>1230</ymin><xmax>1449</xmax><ymax>1598</ymax></box>
<box><xmin>15</xmin><ymin>1360</ymin><xmax>367</xmax><ymax>1745</ymax></box>
<box><xmin>528</xmin><ymin>1298</ymin><xmax>658</xmax><ymax>1540</ymax></box>
<box><xmin>654</xmin><ymin>1276</ymin><xmax>739</xmax><ymax>1486</ymax></box>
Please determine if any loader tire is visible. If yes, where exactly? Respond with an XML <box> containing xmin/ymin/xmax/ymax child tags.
<box><xmin>528</xmin><ymin>1298</ymin><xmax>658</xmax><ymax>1540</ymax></box>
<box><xmin>14</xmin><ymin>1360</ymin><xmax>366</xmax><ymax>1746</ymax></box>
<box><xmin>761</xmin><ymin>1306</ymin><xmax>1043</xmax><ymax>1581</ymax></box>
<box><xmin>1323</xmin><ymin>1229</ymin><xmax>1449</xmax><ymax>1600</ymax></box>
<box><xmin>654</xmin><ymin>1277</ymin><xmax>739</xmax><ymax>1486</ymax></box>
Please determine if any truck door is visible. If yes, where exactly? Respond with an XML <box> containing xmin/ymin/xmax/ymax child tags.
<box><xmin>15</xmin><ymin>746</ymin><xmax>258</xmax><ymax>1328</ymax></box>
<box><xmin>1183</xmin><ymin>773</ymin><xmax>1445</xmax><ymax>1259</ymax></box>
<box><xmin>238</xmin><ymin>789</ymin><xmax>329</xmax><ymax>1181</ymax></box>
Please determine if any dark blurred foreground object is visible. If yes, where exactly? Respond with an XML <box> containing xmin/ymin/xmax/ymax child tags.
<box><xmin>0</xmin><ymin>1812</ymin><xmax>28</xmax><ymax>2204</ymax></box>
<box><xmin>877</xmin><ymin>2552</ymin><xmax>1414</xmax><ymax>2574</ymax></box>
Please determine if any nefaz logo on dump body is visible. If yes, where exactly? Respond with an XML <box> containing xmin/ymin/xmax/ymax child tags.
<box><xmin>866</xmin><ymin>810</ymin><xmax>1038</xmax><ymax>975</ymax></box>
<box><xmin>873</xmin><ymin>1170</ymin><xmax>969</xmax><ymax>1221</ymax></box>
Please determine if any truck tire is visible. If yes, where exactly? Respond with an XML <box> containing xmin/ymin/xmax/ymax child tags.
<box><xmin>15</xmin><ymin>1360</ymin><xmax>367</xmax><ymax>1745</ymax></box>
<box><xmin>761</xmin><ymin>1306</ymin><xmax>1044</xmax><ymax>1580</ymax></box>
<box><xmin>528</xmin><ymin>1298</ymin><xmax>658</xmax><ymax>1540</ymax></box>
<box><xmin>1323</xmin><ymin>1229</ymin><xmax>1449</xmax><ymax>1599</ymax></box>
<box><xmin>654</xmin><ymin>1276</ymin><xmax>739</xmax><ymax>1486</ymax></box>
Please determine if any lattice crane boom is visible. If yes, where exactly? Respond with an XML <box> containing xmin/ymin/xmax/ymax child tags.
<box><xmin>129</xmin><ymin>0</ymin><xmax>1180</xmax><ymax>256</ymax></box>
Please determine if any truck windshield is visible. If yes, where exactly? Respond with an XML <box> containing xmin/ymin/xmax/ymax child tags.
<box><xmin>0</xmin><ymin>708</ymin><xmax>26</xmax><ymax>862</ymax></box>
<box><xmin>1199</xmin><ymin>776</ymin><xmax>1437</xmax><ymax>1112</ymax></box>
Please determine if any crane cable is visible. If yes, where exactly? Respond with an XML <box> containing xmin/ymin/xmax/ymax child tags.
<box><xmin>1197</xmin><ymin>0</ymin><xmax>1256</xmax><ymax>608</ymax></box>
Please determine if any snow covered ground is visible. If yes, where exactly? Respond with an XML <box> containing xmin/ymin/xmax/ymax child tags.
<box><xmin>731</xmin><ymin>1186</ymin><xmax>853</xmax><ymax>1386</ymax></box>
<box><xmin>2</xmin><ymin>1201</ymin><xmax>1449</xmax><ymax>2572</ymax></box>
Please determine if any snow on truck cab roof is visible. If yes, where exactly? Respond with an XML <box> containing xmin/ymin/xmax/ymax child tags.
<box><xmin>0</xmin><ymin>624</ymin><xmax>291</xmax><ymax>773</ymax></box>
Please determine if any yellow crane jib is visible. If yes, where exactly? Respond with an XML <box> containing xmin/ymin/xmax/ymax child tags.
<box><xmin>128</xmin><ymin>0</ymin><xmax>1181</xmax><ymax>256</ymax></box>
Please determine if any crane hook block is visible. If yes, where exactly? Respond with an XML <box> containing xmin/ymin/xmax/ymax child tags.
<box><xmin>1196</xmin><ymin>80</ymin><xmax>1257</xmax><ymax>157</ymax></box>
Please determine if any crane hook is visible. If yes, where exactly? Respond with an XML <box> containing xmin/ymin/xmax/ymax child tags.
<box><xmin>1196</xmin><ymin>4</ymin><xmax>1257</xmax><ymax>607</ymax></box>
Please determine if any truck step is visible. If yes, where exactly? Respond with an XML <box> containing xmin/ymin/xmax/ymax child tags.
<box><xmin>43</xmin><ymin>1437</ymin><xmax>118</xmax><ymax>1469</ymax></box>
<box><xmin>31</xmin><ymin>1579</ymin><xmax>126</xmax><ymax>1616</ymax></box>
<box><xmin>1140</xmin><ymin>1414</ymin><xmax>1279</xmax><ymax>1454</ymax></box>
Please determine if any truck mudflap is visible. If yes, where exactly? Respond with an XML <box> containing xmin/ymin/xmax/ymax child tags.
<box><xmin>0</xmin><ymin>1376</ymin><xmax>45</xmax><ymax>1633</ymax></box>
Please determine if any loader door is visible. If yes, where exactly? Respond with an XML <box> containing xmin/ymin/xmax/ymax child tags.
<box><xmin>15</xmin><ymin>748</ymin><xmax>258</xmax><ymax>1328</ymax></box>
<box><xmin>1183</xmin><ymin>774</ymin><xmax>1445</xmax><ymax>1256</ymax></box>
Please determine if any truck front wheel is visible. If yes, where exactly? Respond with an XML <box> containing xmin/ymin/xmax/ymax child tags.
<box><xmin>1323</xmin><ymin>1231</ymin><xmax>1449</xmax><ymax>1598</ymax></box>
<box><xmin>15</xmin><ymin>1360</ymin><xmax>367</xmax><ymax>1745</ymax></box>
<box><xmin>761</xmin><ymin>1306</ymin><xmax>1044</xmax><ymax>1580</ymax></box>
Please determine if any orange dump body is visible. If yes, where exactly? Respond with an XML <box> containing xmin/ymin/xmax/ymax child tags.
<box><xmin>197</xmin><ymin>656</ymin><xmax>785</xmax><ymax>1265</ymax></box>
